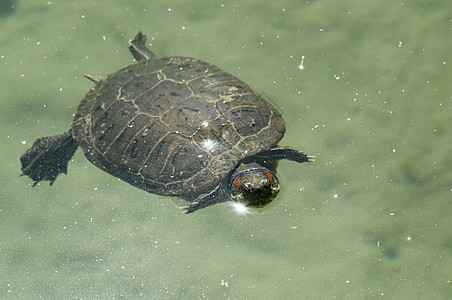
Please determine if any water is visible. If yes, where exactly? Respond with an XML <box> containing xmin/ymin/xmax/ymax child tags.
<box><xmin>1</xmin><ymin>0</ymin><xmax>451</xmax><ymax>298</ymax></box>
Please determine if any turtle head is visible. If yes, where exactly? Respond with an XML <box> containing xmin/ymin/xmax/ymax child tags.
<box><xmin>229</xmin><ymin>163</ymin><xmax>280</xmax><ymax>211</ymax></box>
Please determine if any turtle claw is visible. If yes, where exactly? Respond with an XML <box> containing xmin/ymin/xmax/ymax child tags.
<box><xmin>179</xmin><ymin>201</ymin><xmax>199</xmax><ymax>214</ymax></box>
<box><xmin>84</xmin><ymin>74</ymin><xmax>104</xmax><ymax>84</ymax></box>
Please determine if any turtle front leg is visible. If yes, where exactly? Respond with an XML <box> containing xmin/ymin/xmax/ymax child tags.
<box><xmin>250</xmin><ymin>146</ymin><xmax>315</xmax><ymax>163</ymax></box>
<box><xmin>20</xmin><ymin>129</ymin><xmax>78</xmax><ymax>186</ymax></box>
<box><xmin>128</xmin><ymin>31</ymin><xmax>156</xmax><ymax>61</ymax></box>
<box><xmin>180</xmin><ymin>185</ymin><xmax>227</xmax><ymax>214</ymax></box>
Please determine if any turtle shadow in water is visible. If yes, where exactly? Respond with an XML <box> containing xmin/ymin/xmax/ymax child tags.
<box><xmin>0</xmin><ymin>0</ymin><xmax>16</xmax><ymax>17</ymax></box>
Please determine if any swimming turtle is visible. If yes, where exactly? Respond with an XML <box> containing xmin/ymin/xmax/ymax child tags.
<box><xmin>20</xmin><ymin>32</ymin><xmax>314</xmax><ymax>213</ymax></box>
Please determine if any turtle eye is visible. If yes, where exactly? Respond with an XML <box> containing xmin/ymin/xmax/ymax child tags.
<box><xmin>233</xmin><ymin>175</ymin><xmax>241</xmax><ymax>187</ymax></box>
<box><xmin>263</xmin><ymin>170</ymin><xmax>273</xmax><ymax>181</ymax></box>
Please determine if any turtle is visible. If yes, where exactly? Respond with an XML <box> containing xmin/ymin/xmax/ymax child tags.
<box><xmin>20</xmin><ymin>32</ymin><xmax>314</xmax><ymax>214</ymax></box>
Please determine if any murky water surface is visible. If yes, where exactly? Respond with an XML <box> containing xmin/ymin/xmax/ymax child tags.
<box><xmin>1</xmin><ymin>0</ymin><xmax>450</xmax><ymax>298</ymax></box>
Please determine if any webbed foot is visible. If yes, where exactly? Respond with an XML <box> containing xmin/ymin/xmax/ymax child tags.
<box><xmin>248</xmin><ymin>146</ymin><xmax>315</xmax><ymax>163</ymax></box>
<box><xmin>20</xmin><ymin>129</ymin><xmax>78</xmax><ymax>186</ymax></box>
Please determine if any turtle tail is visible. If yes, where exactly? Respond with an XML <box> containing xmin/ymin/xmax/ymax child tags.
<box><xmin>20</xmin><ymin>129</ymin><xmax>78</xmax><ymax>186</ymax></box>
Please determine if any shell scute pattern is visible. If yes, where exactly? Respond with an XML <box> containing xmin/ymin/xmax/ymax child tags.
<box><xmin>75</xmin><ymin>56</ymin><xmax>284</xmax><ymax>197</ymax></box>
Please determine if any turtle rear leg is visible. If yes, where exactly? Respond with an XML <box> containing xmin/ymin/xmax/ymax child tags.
<box><xmin>20</xmin><ymin>129</ymin><xmax>78</xmax><ymax>186</ymax></box>
<box><xmin>128</xmin><ymin>31</ymin><xmax>156</xmax><ymax>61</ymax></box>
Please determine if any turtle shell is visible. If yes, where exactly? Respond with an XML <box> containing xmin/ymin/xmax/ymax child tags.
<box><xmin>72</xmin><ymin>56</ymin><xmax>286</xmax><ymax>200</ymax></box>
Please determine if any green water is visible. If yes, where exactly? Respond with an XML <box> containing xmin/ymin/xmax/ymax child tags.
<box><xmin>1</xmin><ymin>0</ymin><xmax>451</xmax><ymax>298</ymax></box>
